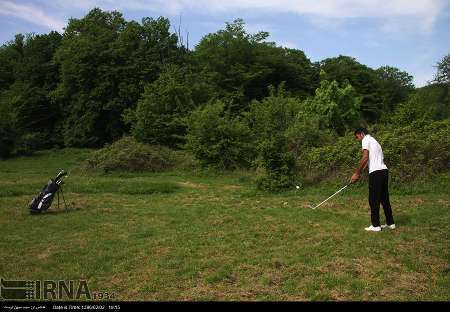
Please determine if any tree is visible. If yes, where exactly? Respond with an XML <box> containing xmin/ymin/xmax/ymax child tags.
<box><xmin>249</xmin><ymin>85</ymin><xmax>302</xmax><ymax>191</ymax></box>
<box><xmin>432</xmin><ymin>53</ymin><xmax>450</xmax><ymax>84</ymax></box>
<box><xmin>0</xmin><ymin>34</ymin><xmax>24</xmax><ymax>93</ymax></box>
<box><xmin>129</xmin><ymin>64</ymin><xmax>215</xmax><ymax>148</ymax></box>
<box><xmin>194</xmin><ymin>19</ymin><xmax>317</xmax><ymax>114</ymax></box>
<box><xmin>53</xmin><ymin>9</ymin><xmax>182</xmax><ymax>147</ymax></box>
<box><xmin>304</xmin><ymin>77</ymin><xmax>361</xmax><ymax>135</ymax></box>
<box><xmin>319</xmin><ymin>55</ymin><xmax>381</xmax><ymax>122</ymax></box>
<box><xmin>376</xmin><ymin>66</ymin><xmax>414</xmax><ymax>113</ymax></box>
<box><xmin>0</xmin><ymin>32</ymin><xmax>62</xmax><ymax>154</ymax></box>
<box><xmin>186</xmin><ymin>101</ymin><xmax>254</xmax><ymax>169</ymax></box>
<box><xmin>53</xmin><ymin>8</ymin><xmax>128</xmax><ymax>147</ymax></box>
<box><xmin>194</xmin><ymin>19</ymin><xmax>270</xmax><ymax>112</ymax></box>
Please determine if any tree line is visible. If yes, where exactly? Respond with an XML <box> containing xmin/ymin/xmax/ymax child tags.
<box><xmin>0</xmin><ymin>8</ymin><xmax>448</xmax><ymax>189</ymax></box>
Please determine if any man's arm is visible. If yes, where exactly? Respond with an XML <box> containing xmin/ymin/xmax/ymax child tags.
<box><xmin>350</xmin><ymin>149</ymin><xmax>369</xmax><ymax>183</ymax></box>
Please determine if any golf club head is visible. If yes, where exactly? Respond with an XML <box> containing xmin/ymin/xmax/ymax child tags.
<box><xmin>55</xmin><ymin>170</ymin><xmax>68</xmax><ymax>184</ymax></box>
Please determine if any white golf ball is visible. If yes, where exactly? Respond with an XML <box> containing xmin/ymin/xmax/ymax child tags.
<box><xmin>296</xmin><ymin>185</ymin><xmax>300</xmax><ymax>189</ymax></box>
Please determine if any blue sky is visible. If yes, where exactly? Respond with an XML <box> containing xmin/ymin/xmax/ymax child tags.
<box><xmin>1</xmin><ymin>0</ymin><xmax>449</xmax><ymax>87</ymax></box>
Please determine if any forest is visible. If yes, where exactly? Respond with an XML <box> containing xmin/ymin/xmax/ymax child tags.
<box><xmin>0</xmin><ymin>8</ymin><xmax>449</xmax><ymax>190</ymax></box>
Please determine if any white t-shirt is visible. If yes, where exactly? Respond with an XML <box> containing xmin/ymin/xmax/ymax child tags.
<box><xmin>361</xmin><ymin>134</ymin><xmax>388</xmax><ymax>173</ymax></box>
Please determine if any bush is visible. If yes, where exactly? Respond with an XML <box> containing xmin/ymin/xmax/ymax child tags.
<box><xmin>303</xmin><ymin>78</ymin><xmax>361</xmax><ymax>135</ymax></box>
<box><xmin>12</xmin><ymin>132</ymin><xmax>49</xmax><ymax>156</ymax></box>
<box><xmin>286</xmin><ymin>111</ymin><xmax>337</xmax><ymax>158</ymax></box>
<box><xmin>297</xmin><ymin>133</ymin><xmax>360</xmax><ymax>183</ymax></box>
<box><xmin>128</xmin><ymin>64</ymin><xmax>215</xmax><ymax>148</ymax></box>
<box><xmin>376</xmin><ymin>119</ymin><xmax>450</xmax><ymax>182</ymax></box>
<box><xmin>249</xmin><ymin>86</ymin><xmax>301</xmax><ymax>191</ymax></box>
<box><xmin>254</xmin><ymin>135</ymin><xmax>297</xmax><ymax>191</ymax></box>
<box><xmin>297</xmin><ymin>118</ymin><xmax>450</xmax><ymax>184</ymax></box>
<box><xmin>186</xmin><ymin>101</ymin><xmax>255</xmax><ymax>170</ymax></box>
<box><xmin>390</xmin><ymin>83</ymin><xmax>449</xmax><ymax>124</ymax></box>
<box><xmin>83</xmin><ymin>136</ymin><xmax>174</xmax><ymax>173</ymax></box>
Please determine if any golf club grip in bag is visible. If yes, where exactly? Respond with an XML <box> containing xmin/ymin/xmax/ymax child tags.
<box><xmin>54</xmin><ymin>170</ymin><xmax>68</xmax><ymax>184</ymax></box>
<box><xmin>28</xmin><ymin>179</ymin><xmax>60</xmax><ymax>214</ymax></box>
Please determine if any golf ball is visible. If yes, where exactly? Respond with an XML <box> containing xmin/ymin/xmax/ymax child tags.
<box><xmin>296</xmin><ymin>185</ymin><xmax>300</xmax><ymax>189</ymax></box>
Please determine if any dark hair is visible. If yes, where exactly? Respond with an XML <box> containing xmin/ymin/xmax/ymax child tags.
<box><xmin>354</xmin><ymin>127</ymin><xmax>369</xmax><ymax>136</ymax></box>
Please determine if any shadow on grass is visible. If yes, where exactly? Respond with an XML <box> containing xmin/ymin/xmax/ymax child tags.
<box><xmin>393</xmin><ymin>214</ymin><xmax>412</xmax><ymax>225</ymax></box>
<box><xmin>29</xmin><ymin>207</ymin><xmax>82</xmax><ymax>216</ymax></box>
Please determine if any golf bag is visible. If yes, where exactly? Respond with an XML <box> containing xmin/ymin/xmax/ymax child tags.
<box><xmin>28</xmin><ymin>170</ymin><xmax>68</xmax><ymax>214</ymax></box>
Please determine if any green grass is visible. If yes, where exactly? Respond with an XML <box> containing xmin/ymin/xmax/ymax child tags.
<box><xmin>0</xmin><ymin>149</ymin><xmax>449</xmax><ymax>301</ymax></box>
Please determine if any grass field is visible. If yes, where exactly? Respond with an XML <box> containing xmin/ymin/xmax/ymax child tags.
<box><xmin>0</xmin><ymin>149</ymin><xmax>449</xmax><ymax>301</ymax></box>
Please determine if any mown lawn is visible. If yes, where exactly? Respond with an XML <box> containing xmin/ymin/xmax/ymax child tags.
<box><xmin>0</xmin><ymin>149</ymin><xmax>449</xmax><ymax>301</ymax></box>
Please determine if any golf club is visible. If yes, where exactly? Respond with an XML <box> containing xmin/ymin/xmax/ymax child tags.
<box><xmin>309</xmin><ymin>183</ymin><xmax>351</xmax><ymax>210</ymax></box>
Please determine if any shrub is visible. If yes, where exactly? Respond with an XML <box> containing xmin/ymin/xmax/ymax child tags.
<box><xmin>285</xmin><ymin>111</ymin><xmax>337</xmax><ymax>158</ymax></box>
<box><xmin>186</xmin><ymin>101</ymin><xmax>255</xmax><ymax>170</ymax></box>
<box><xmin>254</xmin><ymin>135</ymin><xmax>296</xmax><ymax>191</ymax></box>
<box><xmin>83</xmin><ymin>136</ymin><xmax>174</xmax><ymax>173</ymax></box>
<box><xmin>249</xmin><ymin>86</ymin><xmax>301</xmax><ymax>191</ymax></box>
<box><xmin>128</xmin><ymin>64</ymin><xmax>215</xmax><ymax>148</ymax></box>
<box><xmin>297</xmin><ymin>133</ymin><xmax>360</xmax><ymax>183</ymax></box>
<box><xmin>303</xmin><ymin>78</ymin><xmax>361</xmax><ymax>135</ymax></box>
<box><xmin>376</xmin><ymin>119</ymin><xmax>450</xmax><ymax>182</ymax></box>
<box><xmin>12</xmin><ymin>132</ymin><xmax>49</xmax><ymax>156</ymax></box>
<box><xmin>297</xmin><ymin>118</ymin><xmax>450</xmax><ymax>184</ymax></box>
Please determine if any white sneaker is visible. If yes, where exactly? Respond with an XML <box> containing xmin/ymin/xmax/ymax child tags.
<box><xmin>365</xmin><ymin>225</ymin><xmax>381</xmax><ymax>232</ymax></box>
<box><xmin>381</xmin><ymin>224</ymin><xmax>396</xmax><ymax>230</ymax></box>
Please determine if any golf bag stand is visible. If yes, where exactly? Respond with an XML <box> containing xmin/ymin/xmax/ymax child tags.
<box><xmin>57</xmin><ymin>180</ymin><xmax>69</xmax><ymax>211</ymax></box>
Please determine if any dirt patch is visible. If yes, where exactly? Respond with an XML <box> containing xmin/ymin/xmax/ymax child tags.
<box><xmin>37</xmin><ymin>248</ymin><xmax>52</xmax><ymax>260</ymax></box>
<box><xmin>177</xmin><ymin>181</ymin><xmax>208</xmax><ymax>189</ymax></box>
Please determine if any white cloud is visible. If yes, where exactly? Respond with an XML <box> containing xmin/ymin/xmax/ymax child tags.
<box><xmin>0</xmin><ymin>0</ymin><xmax>65</xmax><ymax>31</ymax></box>
<box><xmin>3</xmin><ymin>0</ymin><xmax>446</xmax><ymax>34</ymax></box>
<box><xmin>57</xmin><ymin>0</ymin><xmax>447</xmax><ymax>33</ymax></box>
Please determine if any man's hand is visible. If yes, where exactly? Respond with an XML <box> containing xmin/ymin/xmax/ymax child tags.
<box><xmin>350</xmin><ymin>172</ymin><xmax>360</xmax><ymax>184</ymax></box>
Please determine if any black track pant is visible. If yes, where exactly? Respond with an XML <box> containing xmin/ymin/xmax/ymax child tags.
<box><xmin>368</xmin><ymin>169</ymin><xmax>394</xmax><ymax>227</ymax></box>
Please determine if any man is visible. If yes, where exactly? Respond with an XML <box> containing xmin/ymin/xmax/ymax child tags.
<box><xmin>350</xmin><ymin>128</ymin><xmax>395</xmax><ymax>232</ymax></box>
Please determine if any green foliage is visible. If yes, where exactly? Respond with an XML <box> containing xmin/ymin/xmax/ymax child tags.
<box><xmin>53</xmin><ymin>9</ymin><xmax>128</xmax><ymax>147</ymax></box>
<box><xmin>186</xmin><ymin>101</ymin><xmax>254</xmax><ymax>170</ymax></box>
<box><xmin>254</xmin><ymin>134</ymin><xmax>296</xmax><ymax>191</ymax></box>
<box><xmin>375</xmin><ymin>66</ymin><xmax>414</xmax><ymax>113</ymax></box>
<box><xmin>249</xmin><ymin>86</ymin><xmax>301</xmax><ymax>190</ymax></box>
<box><xmin>376</xmin><ymin>119</ymin><xmax>450</xmax><ymax>182</ymax></box>
<box><xmin>53</xmin><ymin>9</ymin><xmax>182</xmax><ymax>147</ymax></box>
<box><xmin>297</xmin><ymin>134</ymin><xmax>360</xmax><ymax>183</ymax></box>
<box><xmin>298</xmin><ymin>119</ymin><xmax>450</xmax><ymax>184</ymax></box>
<box><xmin>0</xmin><ymin>34</ymin><xmax>25</xmax><ymax>93</ymax></box>
<box><xmin>319</xmin><ymin>56</ymin><xmax>383</xmax><ymax>121</ymax></box>
<box><xmin>432</xmin><ymin>53</ymin><xmax>450</xmax><ymax>83</ymax></box>
<box><xmin>129</xmin><ymin>64</ymin><xmax>215</xmax><ymax>148</ymax></box>
<box><xmin>194</xmin><ymin>19</ymin><xmax>317</xmax><ymax>113</ymax></box>
<box><xmin>390</xmin><ymin>83</ymin><xmax>449</xmax><ymax>124</ymax></box>
<box><xmin>304</xmin><ymin>78</ymin><xmax>361</xmax><ymax>135</ymax></box>
<box><xmin>0</xmin><ymin>32</ymin><xmax>62</xmax><ymax>156</ymax></box>
<box><xmin>0</xmin><ymin>96</ymin><xmax>16</xmax><ymax>158</ymax></box>
<box><xmin>84</xmin><ymin>136</ymin><xmax>174</xmax><ymax>173</ymax></box>
<box><xmin>194</xmin><ymin>19</ymin><xmax>269</xmax><ymax>112</ymax></box>
<box><xmin>285</xmin><ymin>112</ymin><xmax>336</xmax><ymax>158</ymax></box>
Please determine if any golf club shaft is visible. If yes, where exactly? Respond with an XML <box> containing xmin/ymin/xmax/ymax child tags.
<box><xmin>311</xmin><ymin>184</ymin><xmax>350</xmax><ymax>210</ymax></box>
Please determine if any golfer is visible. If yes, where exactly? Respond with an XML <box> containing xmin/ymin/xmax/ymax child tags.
<box><xmin>350</xmin><ymin>128</ymin><xmax>395</xmax><ymax>232</ymax></box>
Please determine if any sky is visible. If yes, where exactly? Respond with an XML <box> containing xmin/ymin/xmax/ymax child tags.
<box><xmin>1</xmin><ymin>0</ymin><xmax>449</xmax><ymax>87</ymax></box>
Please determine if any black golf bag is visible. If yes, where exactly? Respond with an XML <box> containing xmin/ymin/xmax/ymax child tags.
<box><xmin>28</xmin><ymin>170</ymin><xmax>68</xmax><ymax>214</ymax></box>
